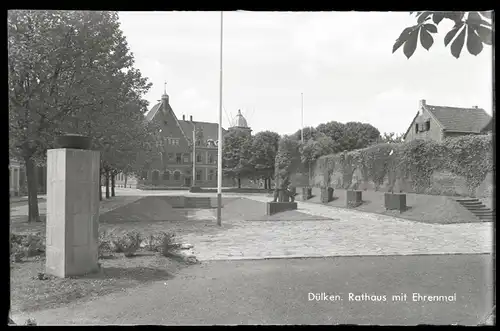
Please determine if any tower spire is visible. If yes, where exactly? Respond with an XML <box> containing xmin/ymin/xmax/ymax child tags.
<box><xmin>164</xmin><ymin>81</ymin><xmax>167</xmax><ymax>95</ymax></box>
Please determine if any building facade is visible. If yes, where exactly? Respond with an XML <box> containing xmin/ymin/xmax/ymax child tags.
<box><xmin>403</xmin><ymin>99</ymin><xmax>492</xmax><ymax>142</ymax></box>
<box><xmin>132</xmin><ymin>91</ymin><xmax>252</xmax><ymax>188</ymax></box>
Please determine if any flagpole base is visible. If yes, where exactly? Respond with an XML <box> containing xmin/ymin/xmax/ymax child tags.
<box><xmin>217</xmin><ymin>193</ymin><xmax>222</xmax><ymax>226</ymax></box>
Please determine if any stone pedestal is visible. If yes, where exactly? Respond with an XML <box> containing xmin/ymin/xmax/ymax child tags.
<box><xmin>45</xmin><ymin>148</ymin><xmax>100</xmax><ymax>278</ymax></box>
<box><xmin>346</xmin><ymin>190</ymin><xmax>363</xmax><ymax>208</ymax></box>
<box><xmin>321</xmin><ymin>187</ymin><xmax>334</xmax><ymax>203</ymax></box>
<box><xmin>384</xmin><ymin>193</ymin><xmax>407</xmax><ymax>213</ymax></box>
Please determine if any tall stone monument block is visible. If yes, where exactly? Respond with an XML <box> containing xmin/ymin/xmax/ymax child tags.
<box><xmin>45</xmin><ymin>148</ymin><xmax>100</xmax><ymax>278</ymax></box>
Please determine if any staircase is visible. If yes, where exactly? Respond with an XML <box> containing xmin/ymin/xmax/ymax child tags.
<box><xmin>455</xmin><ymin>198</ymin><xmax>495</xmax><ymax>221</ymax></box>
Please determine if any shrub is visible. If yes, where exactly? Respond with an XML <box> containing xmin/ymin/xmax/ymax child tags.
<box><xmin>158</xmin><ymin>232</ymin><xmax>178</xmax><ymax>257</ymax></box>
<box><xmin>310</xmin><ymin>134</ymin><xmax>493</xmax><ymax>196</ymax></box>
<box><xmin>110</xmin><ymin>231</ymin><xmax>141</xmax><ymax>257</ymax></box>
<box><xmin>10</xmin><ymin>232</ymin><xmax>45</xmax><ymax>262</ymax></box>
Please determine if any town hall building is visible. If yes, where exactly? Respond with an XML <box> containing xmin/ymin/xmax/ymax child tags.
<box><xmin>124</xmin><ymin>88</ymin><xmax>252</xmax><ymax>188</ymax></box>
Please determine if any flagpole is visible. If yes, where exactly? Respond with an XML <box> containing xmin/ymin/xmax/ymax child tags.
<box><xmin>216</xmin><ymin>11</ymin><xmax>223</xmax><ymax>226</ymax></box>
<box><xmin>301</xmin><ymin>93</ymin><xmax>304</xmax><ymax>143</ymax></box>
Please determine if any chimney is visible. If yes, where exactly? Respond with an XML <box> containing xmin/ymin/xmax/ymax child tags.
<box><xmin>472</xmin><ymin>106</ymin><xmax>478</xmax><ymax>109</ymax></box>
<box><xmin>419</xmin><ymin>99</ymin><xmax>426</xmax><ymax>109</ymax></box>
<box><xmin>190</xmin><ymin>115</ymin><xmax>193</xmax><ymax>122</ymax></box>
<box><xmin>182</xmin><ymin>115</ymin><xmax>185</xmax><ymax>120</ymax></box>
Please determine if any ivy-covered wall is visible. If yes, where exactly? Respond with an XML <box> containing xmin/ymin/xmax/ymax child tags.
<box><xmin>309</xmin><ymin>134</ymin><xmax>494</xmax><ymax>198</ymax></box>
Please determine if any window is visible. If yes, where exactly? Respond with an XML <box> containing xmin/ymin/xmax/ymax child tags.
<box><xmin>415</xmin><ymin>123</ymin><xmax>419</xmax><ymax>133</ymax></box>
<box><xmin>174</xmin><ymin>171</ymin><xmax>181</xmax><ymax>181</ymax></box>
<box><xmin>196</xmin><ymin>153</ymin><xmax>202</xmax><ymax>163</ymax></box>
<box><xmin>141</xmin><ymin>170</ymin><xmax>148</xmax><ymax>180</ymax></box>
<box><xmin>196</xmin><ymin>170</ymin><xmax>202</xmax><ymax>181</ymax></box>
<box><xmin>208</xmin><ymin>153</ymin><xmax>214</xmax><ymax>164</ymax></box>
<box><xmin>183</xmin><ymin>153</ymin><xmax>190</xmax><ymax>163</ymax></box>
<box><xmin>168</xmin><ymin>153</ymin><xmax>174</xmax><ymax>161</ymax></box>
<box><xmin>425</xmin><ymin>120</ymin><xmax>431</xmax><ymax>131</ymax></box>
<box><xmin>176</xmin><ymin>153</ymin><xmax>182</xmax><ymax>164</ymax></box>
<box><xmin>208</xmin><ymin>170</ymin><xmax>214</xmax><ymax>181</ymax></box>
<box><xmin>162</xmin><ymin>171</ymin><xmax>170</xmax><ymax>180</ymax></box>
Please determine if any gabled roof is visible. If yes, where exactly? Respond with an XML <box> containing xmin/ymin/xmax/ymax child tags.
<box><xmin>178</xmin><ymin>120</ymin><xmax>227</xmax><ymax>143</ymax></box>
<box><xmin>403</xmin><ymin>111</ymin><xmax>420</xmax><ymax>140</ymax></box>
<box><xmin>144</xmin><ymin>103</ymin><xmax>162</xmax><ymax>122</ymax></box>
<box><xmin>144</xmin><ymin>98</ymin><xmax>226</xmax><ymax>144</ymax></box>
<box><xmin>426</xmin><ymin>104</ymin><xmax>492</xmax><ymax>133</ymax></box>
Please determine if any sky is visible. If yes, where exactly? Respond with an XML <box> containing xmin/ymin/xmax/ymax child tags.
<box><xmin>118</xmin><ymin>11</ymin><xmax>493</xmax><ymax>136</ymax></box>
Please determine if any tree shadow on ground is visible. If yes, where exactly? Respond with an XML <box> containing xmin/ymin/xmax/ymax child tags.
<box><xmin>82</xmin><ymin>266</ymin><xmax>176</xmax><ymax>282</ymax></box>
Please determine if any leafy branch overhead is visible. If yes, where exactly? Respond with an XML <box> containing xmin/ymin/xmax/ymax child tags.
<box><xmin>393</xmin><ymin>11</ymin><xmax>493</xmax><ymax>59</ymax></box>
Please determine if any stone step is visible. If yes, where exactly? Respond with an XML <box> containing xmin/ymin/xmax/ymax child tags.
<box><xmin>465</xmin><ymin>206</ymin><xmax>488</xmax><ymax>210</ymax></box>
<box><xmin>459</xmin><ymin>201</ymin><xmax>484</xmax><ymax>205</ymax></box>
<box><xmin>472</xmin><ymin>211</ymin><xmax>495</xmax><ymax>216</ymax></box>
<box><xmin>456</xmin><ymin>198</ymin><xmax>480</xmax><ymax>202</ymax></box>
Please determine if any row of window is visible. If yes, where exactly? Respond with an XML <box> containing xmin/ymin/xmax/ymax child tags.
<box><xmin>153</xmin><ymin>138</ymin><xmax>219</xmax><ymax>148</ymax></box>
<box><xmin>142</xmin><ymin>169</ymin><xmax>217</xmax><ymax>181</ymax></box>
<box><xmin>159</xmin><ymin>152</ymin><xmax>217</xmax><ymax>164</ymax></box>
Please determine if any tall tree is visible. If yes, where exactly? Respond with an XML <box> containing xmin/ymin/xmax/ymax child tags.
<box><xmin>8</xmin><ymin>10</ymin><xmax>151</xmax><ymax>221</ymax></box>
<box><xmin>291</xmin><ymin>126</ymin><xmax>318</xmax><ymax>142</ymax></box>
<box><xmin>341</xmin><ymin>122</ymin><xmax>381</xmax><ymax>151</ymax></box>
<box><xmin>249</xmin><ymin>130</ymin><xmax>281</xmax><ymax>189</ymax></box>
<box><xmin>222</xmin><ymin>131</ymin><xmax>254</xmax><ymax>188</ymax></box>
<box><xmin>393</xmin><ymin>11</ymin><xmax>492</xmax><ymax>59</ymax></box>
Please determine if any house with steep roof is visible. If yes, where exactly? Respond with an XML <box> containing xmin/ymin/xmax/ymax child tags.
<box><xmin>121</xmin><ymin>87</ymin><xmax>252</xmax><ymax>188</ymax></box>
<box><xmin>403</xmin><ymin>99</ymin><xmax>493</xmax><ymax>142</ymax></box>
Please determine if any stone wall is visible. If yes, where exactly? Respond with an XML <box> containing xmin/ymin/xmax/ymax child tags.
<box><xmin>309</xmin><ymin>163</ymin><xmax>493</xmax><ymax>198</ymax></box>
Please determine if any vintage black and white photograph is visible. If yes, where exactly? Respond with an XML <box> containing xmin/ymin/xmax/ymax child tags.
<box><xmin>9</xmin><ymin>10</ymin><xmax>494</xmax><ymax>326</ymax></box>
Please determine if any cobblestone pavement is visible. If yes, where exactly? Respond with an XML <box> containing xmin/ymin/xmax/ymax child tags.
<box><xmin>179</xmin><ymin>195</ymin><xmax>493</xmax><ymax>261</ymax></box>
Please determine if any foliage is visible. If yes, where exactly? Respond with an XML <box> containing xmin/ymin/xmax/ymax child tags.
<box><xmin>443</xmin><ymin>134</ymin><xmax>494</xmax><ymax>195</ymax></box>
<box><xmin>291</xmin><ymin>126</ymin><xmax>318</xmax><ymax>142</ymax></box>
<box><xmin>249</xmin><ymin>131</ymin><xmax>280</xmax><ymax>180</ymax></box>
<box><xmin>8</xmin><ymin>10</ymin><xmax>152</xmax><ymax>220</ymax></box>
<box><xmin>377</xmin><ymin>132</ymin><xmax>404</xmax><ymax>144</ymax></box>
<box><xmin>393</xmin><ymin>11</ymin><xmax>493</xmax><ymax>59</ymax></box>
<box><xmin>10</xmin><ymin>232</ymin><xmax>45</xmax><ymax>262</ymax></box>
<box><xmin>222</xmin><ymin>130</ymin><xmax>254</xmax><ymax>181</ymax></box>
<box><xmin>275</xmin><ymin>136</ymin><xmax>301</xmax><ymax>189</ymax></box>
<box><xmin>314</xmin><ymin>134</ymin><xmax>492</xmax><ymax>196</ymax></box>
<box><xmin>110</xmin><ymin>231</ymin><xmax>142</xmax><ymax>257</ymax></box>
<box><xmin>341</xmin><ymin>122</ymin><xmax>381</xmax><ymax>151</ymax></box>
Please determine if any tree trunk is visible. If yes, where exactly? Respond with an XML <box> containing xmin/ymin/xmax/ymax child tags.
<box><xmin>238</xmin><ymin>177</ymin><xmax>241</xmax><ymax>189</ymax></box>
<box><xmin>105</xmin><ymin>170</ymin><xmax>110</xmax><ymax>199</ymax></box>
<box><xmin>24</xmin><ymin>156</ymin><xmax>40</xmax><ymax>223</ymax></box>
<box><xmin>99</xmin><ymin>174</ymin><xmax>103</xmax><ymax>201</ymax></box>
<box><xmin>111</xmin><ymin>172</ymin><xmax>116</xmax><ymax>197</ymax></box>
<box><xmin>264</xmin><ymin>178</ymin><xmax>267</xmax><ymax>189</ymax></box>
<box><xmin>124</xmin><ymin>173</ymin><xmax>128</xmax><ymax>188</ymax></box>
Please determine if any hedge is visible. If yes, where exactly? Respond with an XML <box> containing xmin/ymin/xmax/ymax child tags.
<box><xmin>312</xmin><ymin>134</ymin><xmax>493</xmax><ymax>196</ymax></box>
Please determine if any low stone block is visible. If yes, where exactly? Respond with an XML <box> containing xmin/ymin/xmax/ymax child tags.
<box><xmin>346</xmin><ymin>190</ymin><xmax>363</xmax><ymax>208</ymax></box>
<box><xmin>384</xmin><ymin>193</ymin><xmax>407</xmax><ymax>212</ymax></box>
<box><xmin>267</xmin><ymin>202</ymin><xmax>298</xmax><ymax>215</ymax></box>
<box><xmin>302</xmin><ymin>187</ymin><xmax>312</xmax><ymax>201</ymax></box>
<box><xmin>320</xmin><ymin>187</ymin><xmax>334</xmax><ymax>203</ymax></box>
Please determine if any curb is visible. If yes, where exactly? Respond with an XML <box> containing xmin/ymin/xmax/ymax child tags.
<box><xmin>196</xmin><ymin>252</ymin><xmax>493</xmax><ymax>262</ymax></box>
